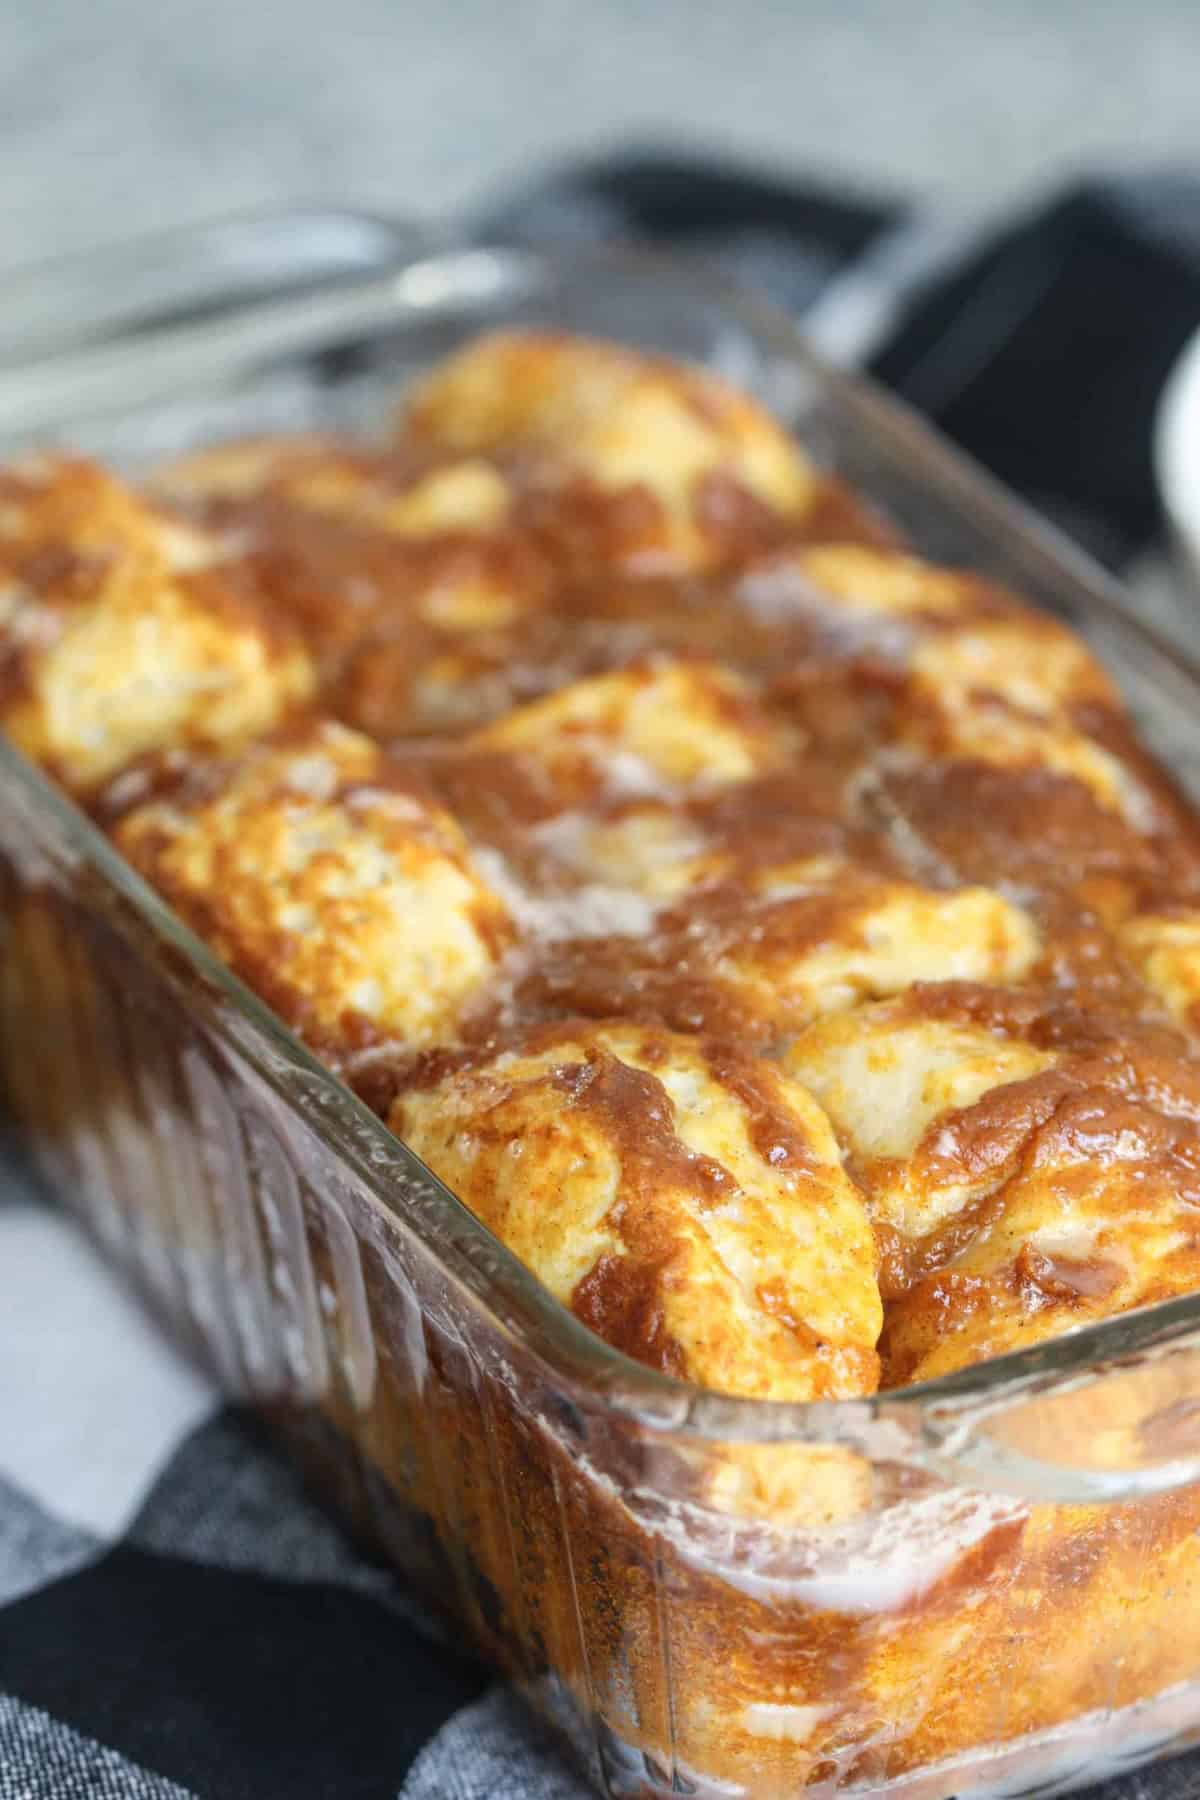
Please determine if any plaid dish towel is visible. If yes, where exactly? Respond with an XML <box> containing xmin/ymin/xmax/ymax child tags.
<box><xmin>4</xmin><ymin>156</ymin><xmax>1200</xmax><ymax>1800</ymax></box>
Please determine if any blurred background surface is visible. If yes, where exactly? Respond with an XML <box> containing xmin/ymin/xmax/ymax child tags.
<box><xmin>2</xmin><ymin>0</ymin><xmax>1199</xmax><ymax>268</ymax></box>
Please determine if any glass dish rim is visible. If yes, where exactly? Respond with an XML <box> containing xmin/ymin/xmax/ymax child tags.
<box><xmin>7</xmin><ymin>225</ymin><xmax>1200</xmax><ymax>1466</ymax></box>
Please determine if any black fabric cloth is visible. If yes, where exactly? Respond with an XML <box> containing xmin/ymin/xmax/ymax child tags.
<box><xmin>7</xmin><ymin>155</ymin><xmax>1200</xmax><ymax>1800</ymax></box>
<box><xmin>478</xmin><ymin>149</ymin><xmax>904</xmax><ymax>316</ymax></box>
<box><xmin>5</xmin><ymin>1399</ymin><xmax>1200</xmax><ymax>1800</ymax></box>
<box><xmin>872</xmin><ymin>173</ymin><xmax>1200</xmax><ymax>566</ymax></box>
<box><xmin>0</xmin><ymin>1395</ymin><xmax>578</xmax><ymax>1800</ymax></box>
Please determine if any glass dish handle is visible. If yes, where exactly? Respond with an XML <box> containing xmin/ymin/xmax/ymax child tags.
<box><xmin>0</xmin><ymin>207</ymin><xmax>429</xmax><ymax>366</ymax></box>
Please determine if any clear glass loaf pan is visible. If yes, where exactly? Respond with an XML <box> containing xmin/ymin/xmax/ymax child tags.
<box><xmin>5</xmin><ymin>218</ymin><xmax>1200</xmax><ymax>1799</ymax></box>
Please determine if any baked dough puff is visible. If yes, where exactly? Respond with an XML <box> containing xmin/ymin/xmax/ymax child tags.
<box><xmin>755</xmin><ymin>545</ymin><xmax>1152</xmax><ymax>806</ymax></box>
<box><xmin>811</xmin><ymin>546</ymin><xmax>1159</xmax><ymax>831</ymax></box>
<box><xmin>476</xmin><ymin>660</ymin><xmax>1038</xmax><ymax>1041</ymax></box>
<box><xmin>398</xmin><ymin>330</ymin><xmax>818</xmax><ymax>569</ymax></box>
<box><xmin>563</xmin><ymin>850</ymin><xmax>1038</xmax><ymax>1040</ymax></box>
<box><xmin>391</xmin><ymin>1021</ymin><xmax>882</xmax><ymax>1401</ymax></box>
<box><xmin>742</xmin><ymin>543</ymin><xmax>990</xmax><ymax>637</ymax></box>
<box><xmin>766</xmin><ymin>544</ymin><xmax>1118</xmax><ymax>698</ymax></box>
<box><xmin>155</xmin><ymin>438</ymin><xmax>517</xmax><ymax>568</ymax></box>
<box><xmin>1119</xmin><ymin>909</ymin><xmax>1200</xmax><ymax>1029</ymax></box>
<box><xmin>883</xmin><ymin>1102</ymin><xmax>1200</xmax><ymax>1385</ymax></box>
<box><xmin>709</xmin><ymin>860</ymin><xmax>1038</xmax><ymax>1030</ymax></box>
<box><xmin>113</xmin><ymin>720</ymin><xmax>512</xmax><ymax>1059</ymax></box>
<box><xmin>786</xmin><ymin>995</ymin><xmax>1059</xmax><ymax>1245</ymax></box>
<box><xmin>787</xmin><ymin>993</ymin><xmax>1200</xmax><ymax>1385</ymax></box>
<box><xmin>469</xmin><ymin>656</ymin><xmax>780</xmax><ymax>806</ymax></box>
<box><xmin>902</xmin><ymin>615</ymin><xmax>1155</xmax><ymax>826</ymax></box>
<box><xmin>536</xmin><ymin>802</ymin><xmax>1032</xmax><ymax>1004</ymax></box>
<box><xmin>153</xmin><ymin>435</ymin><xmax>544</xmax><ymax>658</ymax></box>
<box><xmin>0</xmin><ymin>456</ymin><xmax>313</xmax><ymax>791</ymax></box>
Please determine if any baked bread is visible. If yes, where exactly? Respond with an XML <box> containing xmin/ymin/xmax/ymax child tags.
<box><xmin>0</xmin><ymin>456</ymin><xmax>312</xmax><ymax>788</ymax></box>
<box><xmin>112</xmin><ymin>718</ymin><xmax>512</xmax><ymax>1060</ymax></box>
<box><xmin>392</xmin><ymin>1019</ymin><xmax>882</xmax><ymax>1401</ymax></box>
<box><xmin>8</xmin><ymin>330</ymin><xmax>1200</xmax><ymax>1797</ymax></box>
<box><xmin>13</xmin><ymin>333</ymin><xmax>1200</xmax><ymax>1403</ymax></box>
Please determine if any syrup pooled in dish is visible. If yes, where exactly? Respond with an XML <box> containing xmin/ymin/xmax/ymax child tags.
<box><xmin>11</xmin><ymin>328</ymin><xmax>1200</xmax><ymax>1401</ymax></box>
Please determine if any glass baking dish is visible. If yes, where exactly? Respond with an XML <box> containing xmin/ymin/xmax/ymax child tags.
<box><xmin>5</xmin><ymin>218</ymin><xmax>1200</xmax><ymax>1799</ymax></box>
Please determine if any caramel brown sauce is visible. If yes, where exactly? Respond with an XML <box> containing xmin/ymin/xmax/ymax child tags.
<box><xmin>143</xmin><ymin>444</ymin><xmax>1200</xmax><ymax>1387</ymax></box>
<box><xmin>13</xmin><ymin>376</ymin><xmax>1200</xmax><ymax>1402</ymax></box>
<box><xmin>8</xmin><ymin>347</ymin><xmax>1200</xmax><ymax>1797</ymax></box>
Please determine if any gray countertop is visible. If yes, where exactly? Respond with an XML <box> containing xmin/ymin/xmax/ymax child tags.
<box><xmin>1</xmin><ymin>0</ymin><xmax>1199</xmax><ymax>272</ymax></box>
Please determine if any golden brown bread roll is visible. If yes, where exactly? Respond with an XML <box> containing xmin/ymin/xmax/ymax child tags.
<box><xmin>1119</xmin><ymin>908</ymin><xmax>1200</xmax><ymax>1029</ymax></box>
<box><xmin>152</xmin><ymin>435</ymin><xmax>549</xmax><ymax>677</ymax></box>
<box><xmin>113</xmin><ymin>719</ymin><xmax>512</xmax><ymax>1059</ymax></box>
<box><xmin>4</xmin><ymin>331</ymin><xmax>1200</xmax><ymax>1409</ymax></box>
<box><xmin>0</xmin><ymin>456</ymin><xmax>312</xmax><ymax>789</ymax></box>
<box><xmin>788</xmin><ymin>986</ymin><xmax>1200</xmax><ymax>1385</ymax></box>
<box><xmin>10</xmin><ymin>329</ymin><xmax>1200</xmax><ymax>1797</ymax></box>
<box><xmin>883</xmin><ymin>1089</ymin><xmax>1200</xmax><ymax>1384</ymax></box>
<box><xmin>468</xmin><ymin>658</ymin><xmax>782</xmax><ymax>796</ymax></box>
<box><xmin>786</xmin><ymin>994</ymin><xmax>1058</xmax><ymax>1241</ymax></box>
<box><xmin>390</xmin><ymin>1019</ymin><xmax>882</xmax><ymax>1402</ymax></box>
<box><xmin>399</xmin><ymin>329</ymin><xmax>818</xmax><ymax>569</ymax></box>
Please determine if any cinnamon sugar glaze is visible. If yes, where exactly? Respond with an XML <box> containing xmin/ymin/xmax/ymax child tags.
<box><xmin>6</xmin><ymin>328</ymin><xmax>1200</xmax><ymax>1407</ymax></box>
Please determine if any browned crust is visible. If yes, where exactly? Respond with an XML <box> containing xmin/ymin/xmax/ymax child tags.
<box><xmin>4</xmin><ymin>330</ymin><xmax>1200</xmax><ymax>1792</ymax></box>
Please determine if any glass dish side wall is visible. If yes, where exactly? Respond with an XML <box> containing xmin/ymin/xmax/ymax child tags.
<box><xmin>10</xmin><ymin>761</ymin><xmax>1200</xmax><ymax>1800</ymax></box>
<box><xmin>4</xmin><ymin>236</ymin><xmax>1200</xmax><ymax>1797</ymax></box>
